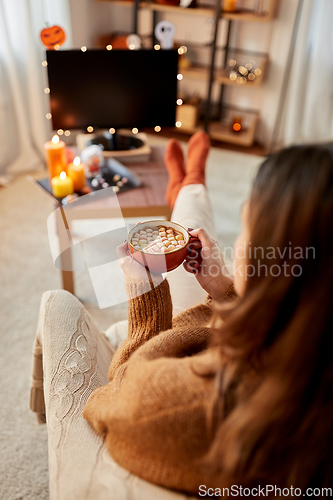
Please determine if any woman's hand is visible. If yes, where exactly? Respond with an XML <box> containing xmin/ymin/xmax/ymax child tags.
<box><xmin>117</xmin><ymin>241</ymin><xmax>163</xmax><ymax>285</ymax></box>
<box><xmin>184</xmin><ymin>228</ymin><xmax>233</xmax><ymax>300</ymax></box>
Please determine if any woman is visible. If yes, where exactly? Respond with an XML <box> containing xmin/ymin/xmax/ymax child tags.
<box><xmin>82</xmin><ymin>138</ymin><xmax>333</xmax><ymax>495</ymax></box>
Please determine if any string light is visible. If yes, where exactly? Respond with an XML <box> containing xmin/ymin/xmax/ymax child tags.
<box><xmin>87</xmin><ymin>126</ymin><xmax>94</xmax><ymax>133</ymax></box>
<box><xmin>177</xmin><ymin>99</ymin><xmax>183</xmax><ymax>106</ymax></box>
<box><xmin>132</xmin><ymin>128</ymin><xmax>138</xmax><ymax>134</ymax></box>
<box><xmin>129</xmin><ymin>44</ymin><xmax>135</xmax><ymax>50</ymax></box>
<box><xmin>178</xmin><ymin>46</ymin><xmax>187</xmax><ymax>55</ymax></box>
<box><xmin>177</xmin><ymin>74</ymin><xmax>183</xmax><ymax>81</ymax></box>
<box><xmin>81</xmin><ymin>46</ymin><xmax>87</xmax><ymax>52</ymax></box>
<box><xmin>46</xmin><ymin>113</ymin><xmax>52</xmax><ymax>119</ymax></box>
<box><xmin>64</xmin><ymin>130</ymin><xmax>71</xmax><ymax>137</ymax></box>
<box><xmin>109</xmin><ymin>128</ymin><xmax>116</xmax><ymax>134</ymax></box>
<box><xmin>57</xmin><ymin>129</ymin><xmax>64</xmax><ymax>135</ymax></box>
<box><xmin>175</xmin><ymin>121</ymin><xmax>182</xmax><ymax>128</ymax></box>
<box><xmin>106</xmin><ymin>45</ymin><xmax>112</xmax><ymax>50</ymax></box>
<box><xmin>54</xmin><ymin>44</ymin><xmax>60</xmax><ymax>50</ymax></box>
<box><xmin>42</xmin><ymin>60</ymin><xmax>48</xmax><ymax>67</ymax></box>
<box><xmin>154</xmin><ymin>44</ymin><xmax>161</xmax><ymax>50</ymax></box>
<box><xmin>44</xmin><ymin>87</ymin><xmax>50</xmax><ymax>94</ymax></box>
<box><xmin>154</xmin><ymin>126</ymin><xmax>161</xmax><ymax>132</ymax></box>
<box><xmin>52</xmin><ymin>135</ymin><xmax>60</xmax><ymax>144</ymax></box>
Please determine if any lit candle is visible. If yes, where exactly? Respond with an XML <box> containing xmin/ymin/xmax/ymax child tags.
<box><xmin>44</xmin><ymin>135</ymin><xmax>67</xmax><ymax>182</ymax></box>
<box><xmin>67</xmin><ymin>156</ymin><xmax>86</xmax><ymax>192</ymax></box>
<box><xmin>51</xmin><ymin>171</ymin><xmax>74</xmax><ymax>199</ymax></box>
<box><xmin>231</xmin><ymin>116</ymin><xmax>243</xmax><ymax>133</ymax></box>
<box><xmin>223</xmin><ymin>0</ymin><xmax>237</xmax><ymax>12</ymax></box>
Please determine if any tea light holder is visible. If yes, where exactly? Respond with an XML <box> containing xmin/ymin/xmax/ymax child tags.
<box><xmin>223</xmin><ymin>0</ymin><xmax>238</xmax><ymax>12</ymax></box>
<box><xmin>231</xmin><ymin>116</ymin><xmax>243</xmax><ymax>133</ymax></box>
<box><xmin>67</xmin><ymin>156</ymin><xmax>86</xmax><ymax>192</ymax></box>
<box><xmin>51</xmin><ymin>171</ymin><xmax>74</xmax><ymax>199</ymax></box>
<box><xmin>44</xmin><ymin>135</ymin><xmax>67</xmax><ymax>182</ymax></box>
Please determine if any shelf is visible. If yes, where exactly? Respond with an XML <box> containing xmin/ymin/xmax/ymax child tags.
<box><xmin>223</xmin><ymin>10</ymin><xmax>274</xmax><ymax>23</ymax></box>
<box><xmin>181</xmin><ymin>64</ymin><xmax>210</xmax><ymax>81</ymax></box>
<box><xmin>98</xmin><ymin>0</ymin><xmax>216</xmax><ymax>16</ymax></box>
<box><xmin>174</xmin><ymin>114</ymin><xmax>258</xmax><ymax>147</ymax></box>
<box><xmin>99</xmin><ymin>0</ymin><xmax>133</xmax><ymax>5</ymax></box>
<box><xmin>98</xmin><ymin>0</ymin><xmax>276</xmax><ymax>22</ymax></box>
<box><xmin>141</xmin><ymin>1</ymin><xmax>216</xmax><ymax>17</ymax></box>
<box><xmin>209</xmin><ymin>115</ymin><xmax>259</xmax><ymax>147</ymax></box>
<box><xmin>181</xmin><ymin>58</ymin><xmax>267</xmax><ymax>87</ymax></box>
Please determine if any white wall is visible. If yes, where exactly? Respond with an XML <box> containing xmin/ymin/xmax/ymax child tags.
<box><xmin>69</xmin><ymin>0</ymin><xmax>113</xmax><ymax>47</ymax></box>
<box><xmin>69</xmin><ymin>0</ymin><xmax>299</xmax><ymax>148</ymax></box>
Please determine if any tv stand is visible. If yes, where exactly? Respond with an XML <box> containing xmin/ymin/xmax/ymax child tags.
<box><xmin>76</xmin><ymin>129</ymin><xmax>152</xmax><ymax>163</ymax></box>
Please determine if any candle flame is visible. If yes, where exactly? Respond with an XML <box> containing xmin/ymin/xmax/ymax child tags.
<box><xmin>73</xmin><ymin>156</ymin><xmax>81</xmax><ymax>166</ymax></box>
<box><xmin>52</xmin><ymin>135</ymin><xmax>60</xmax><ymax>144</ymax></box>
<box><xmin>60</xmin><ymin>171</ymin><xmax>66</xmax><ymax>180</ymax></box>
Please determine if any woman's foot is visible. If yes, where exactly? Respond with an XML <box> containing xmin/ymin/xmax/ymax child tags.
<box><xmin>164</xmin><ymin>139</ymin><xmax>186</xmax><ymax>209</ymax></box>
<box><xmin>182</xmin><ymin>131</ymin><xmax>210</xmax><ymax>187</ymax></box>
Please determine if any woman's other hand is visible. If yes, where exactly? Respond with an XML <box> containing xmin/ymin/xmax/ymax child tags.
<box><xmin>184</xmin><ymin>228</ymin><xmax>233</xmax><ymax>300</ymax></box>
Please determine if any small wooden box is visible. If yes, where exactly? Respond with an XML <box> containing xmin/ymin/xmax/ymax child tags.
<box><xmin>176</xmin><ymin>104</ymin><xmax>198</xmax><ymax>129</ymax></box>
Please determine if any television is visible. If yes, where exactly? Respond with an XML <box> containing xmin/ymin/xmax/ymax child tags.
<box><xmin>46</xmin><ymin>49</ymin><xmax>179</xmax><ymax>132</ymax></box>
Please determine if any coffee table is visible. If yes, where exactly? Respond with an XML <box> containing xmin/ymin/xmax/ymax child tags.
<box><xmin>29</xmin><ymin>146</ymin><xmax>171</xmax><ymax>295</ymax></box>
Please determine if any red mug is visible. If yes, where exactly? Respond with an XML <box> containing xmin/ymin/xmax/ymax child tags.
<box><xmin>128</xmin><ymin>220</ymin><xmax>191</xmax><ymax>273</ymax></box>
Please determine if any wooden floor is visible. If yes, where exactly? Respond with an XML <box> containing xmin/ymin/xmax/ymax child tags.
<box><xmin>140</xmin><ymin>128</ymin><xmax>270</xmax><ymax>157</ymax></box>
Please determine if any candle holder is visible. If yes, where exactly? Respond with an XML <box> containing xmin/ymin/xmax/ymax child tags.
<box><xmin>67</xmin><ymin>156</ymin><xmax>87</xmax><ymax>192</ymax></box>
<box><xmin>223</xmin><ymin>0</ymin><xmax>238</xmax><ymax>12</ymax></box>
<box><xmin>51</xmin><ymin>171</ymin><xmax>74</xmax><ymax>198</ymax></box>
<box><xmin>44</xmin><ymin>135</ymin><xmax>67</xmax><ymax>182</ymax></box>
<box><xmin>231</xmin><ymin>116</ymin><xmax>243</xmax><ymax>133</ymax></box>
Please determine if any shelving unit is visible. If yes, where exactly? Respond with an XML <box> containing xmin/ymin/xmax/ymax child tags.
<box><xmin>98</xmin><ymin>0</ymin><xmax>277</xmax><ymax>148</ymax></box>
<box><xmin>181</xmin><ymin>57</ymin><xmax>268</xmax><ymax>87</ymax></box>
<box><xmin>99</xmin><ymin>0</ymin><xmax>276</xmax><ymax>22</ymax></box>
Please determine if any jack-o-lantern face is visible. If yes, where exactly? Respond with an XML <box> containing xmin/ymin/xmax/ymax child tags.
<box><xmin>40</xmin><ymin>25</ymin><xmax>66</xmax><ymax>49</ymax></box>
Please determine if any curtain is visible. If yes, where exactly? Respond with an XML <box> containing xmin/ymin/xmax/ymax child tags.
<box><xmin>0</xmin><ymin>0</ymin><xmax>72</xmax><ymax>176</ymax></box>
<box><xmin>281</xmin><ymin>0</ymin><xmax>333</xmax><ymax>145</ymax></box>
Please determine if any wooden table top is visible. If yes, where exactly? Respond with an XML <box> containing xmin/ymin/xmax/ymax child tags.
<box><xmin>28</xmin><ymin>146</ymin><xmax>171</xmax><ymax>218</ymax></box>
<box><xmin>70</xmin><ymin>146</ymin><xmax>169</xmax><ymax>213</ymax></box>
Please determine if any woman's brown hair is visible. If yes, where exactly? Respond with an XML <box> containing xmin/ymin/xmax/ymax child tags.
<box><xmin>207</xmin><ymin>144</ymin><xmax>333</xmax><ymax>493</ymax></box>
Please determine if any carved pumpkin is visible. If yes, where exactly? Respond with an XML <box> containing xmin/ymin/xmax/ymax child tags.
<box><xmin>40</xmin><ymin>25</ymin><xmax>66</xmax><ymax>49</ymax></box>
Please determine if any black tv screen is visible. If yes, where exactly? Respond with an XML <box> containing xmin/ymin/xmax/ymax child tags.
<box><xmin>46</xmin><ymin>49</ymin><xmax>178</xmax><ymax>130</ymax></box>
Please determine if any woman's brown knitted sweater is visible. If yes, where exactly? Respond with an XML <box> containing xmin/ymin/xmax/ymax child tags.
<box><xmin>83</xmin><ymin>278</ymin><xmax>237</xmax><ymax>495</ymax></box>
